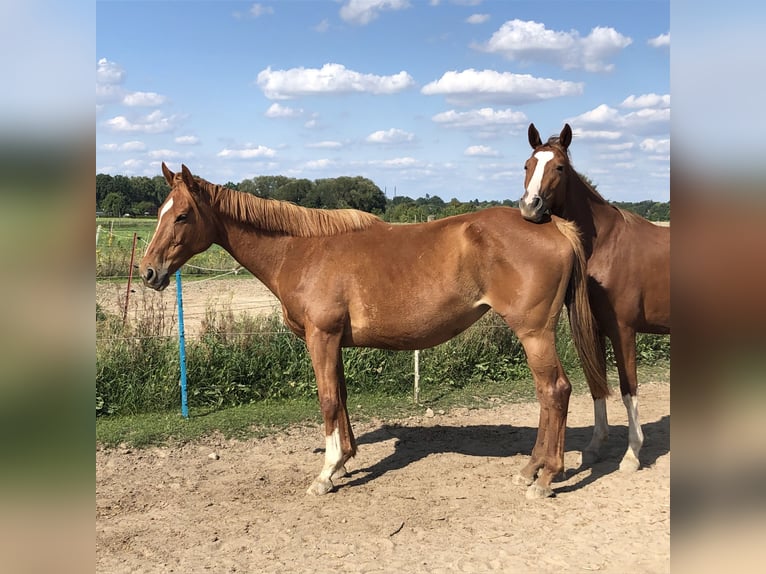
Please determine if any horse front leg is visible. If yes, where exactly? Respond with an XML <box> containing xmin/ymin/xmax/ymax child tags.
<box><xmin>516</xmin><ymin>333</ymin><xmax>572</xmax><ymax>499</ymax></box>
<box><xmin>305</xmin><ymin>328</ymin><xmax>357</xmax><ymax>496</ymax></box>
<box><xmin>613</xmin><ymin>326</ymin><xmax>642</xmax><ymax>472</ymax></box>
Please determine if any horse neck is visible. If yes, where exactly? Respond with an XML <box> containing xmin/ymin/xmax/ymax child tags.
<box><xmin>214</xmin><ymin>217</ymin><xmax>291</xmax><ymax>294</ymax></box>
<box><xmin>561</xmin><ymin>172</ymin><xmax>619</xmax><ymax>256</ymax></box>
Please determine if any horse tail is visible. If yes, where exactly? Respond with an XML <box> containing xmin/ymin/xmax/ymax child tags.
<box><xmin>554</xmin><ymin>219</ymin><xmax>610</xmax><ymax>398</ymax></box>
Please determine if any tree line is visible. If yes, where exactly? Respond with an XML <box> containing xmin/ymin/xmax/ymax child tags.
<box><xmin>96</xmin><ymin>172</ymin><xmax>670</xmax><ymax>222</ymax></box>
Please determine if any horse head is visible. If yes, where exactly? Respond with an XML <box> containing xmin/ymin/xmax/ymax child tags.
<box><xmin>139</xmin><ymin>163</ymin><xmax>217</xmax><ymax>291</ymax></box>
<box><xmin>519</xmin><ymin>123</ymin><xmax>572</xmax><ymax>223</ymax></box>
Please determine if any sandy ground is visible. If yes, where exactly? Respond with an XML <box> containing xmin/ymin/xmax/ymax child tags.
<box><xmin>97</xmin><ymin>276</ymin><xmax>669</xmax><ymax>573</ymax></box>
<box><xmin>96</xmin><ymin>381</ymin><xmax>669</xmax><ymax>573</ymax></box>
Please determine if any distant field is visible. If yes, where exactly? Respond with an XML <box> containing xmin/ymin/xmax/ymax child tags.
<box><xmin>96</xmin><ymin>217</ymin><xmax>244</xmax><ymax>279</ymax></box>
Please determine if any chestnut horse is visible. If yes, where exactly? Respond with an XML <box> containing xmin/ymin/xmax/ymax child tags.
<box><xmin>141</xmin><ymin>163</ymin><xmax>607</xmax><ymax>499</ymax></box>
<box><xmin>520</xmin><ymin>124</ymin><xmax>670</xmax><ymax>472</ymax></box>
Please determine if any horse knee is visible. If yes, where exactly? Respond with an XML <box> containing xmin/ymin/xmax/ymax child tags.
<box><xmin>318</xmin><ymin>395</ymin><xmax>339</xmax><ymax>419</ymax></box>
<box><xmin>540</xmin><ymin>374</ymin><xmax>571</xmax><ymax>408</ymax></box>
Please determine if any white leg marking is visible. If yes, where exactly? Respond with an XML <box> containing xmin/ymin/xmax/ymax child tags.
<box><xmin>145</xmin><ymin>197</ymin><xmax>174</xmax><ymax>254</ymax></box>
<box><xmin>620</xmin><ymin>393</ymin><xmax>643</xmax><ymax>472</ymax></box>
<box><xmin>582</xmin><ymin>397</ymin><xmax>609</xmax><ymax>465</ymax></box>
<box><xmin>307</xmin><ymin>427</ymin><xmax>342</xmax><ymax>495</ymax></box>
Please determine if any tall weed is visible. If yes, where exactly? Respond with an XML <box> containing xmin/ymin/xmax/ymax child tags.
<box><xmin>97</xmin><ymin>297</ymin><xmax>669</xmax><ymax>417</ymax></box>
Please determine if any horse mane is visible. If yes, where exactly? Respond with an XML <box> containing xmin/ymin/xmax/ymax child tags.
<box><xmin>545</xmin><ymin>136</ymin><xmax>639</xmax><ymax>225</ymax></box>
<box><xmin>187</xmin><ymin>175</ymin><xmax>381</xmax><ymax>237</ymax></box>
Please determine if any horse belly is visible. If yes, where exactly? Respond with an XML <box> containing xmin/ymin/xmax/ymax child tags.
<box><xmin>344</xmin><ymin>299</ymin><xmax>488</xmax><ymax>350</ymax></box>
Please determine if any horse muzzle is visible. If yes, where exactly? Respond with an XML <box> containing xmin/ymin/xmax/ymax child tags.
<box><xmin>140</xmin><ymin>264</ymin><xmax>171</xmax><ymax>291</ymax></box>
<box><xmin>519</xmin><ymin>194</ymin><xmax>549</xmax><ymax>223</ymax></box>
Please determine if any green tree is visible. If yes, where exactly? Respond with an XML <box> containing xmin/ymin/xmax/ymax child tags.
<box><xmin>275</xmin><ymin>178</ymin><xmax>313</xmax><ymax>204</ymax></box>
<box><xmin>102</xmin><ymin>192</ymin><xmax>126</xmax><ymax>217</ymax></box>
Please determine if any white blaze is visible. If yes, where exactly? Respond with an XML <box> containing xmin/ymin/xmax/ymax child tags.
<box><xmin>525</xmin><ymin>150</ymin><xmax>554</xmax><ymax>199</ymax></box>
<box><xmin>145</xmin><ymin>197</ymin><xmax>174</xmax><ymax>253</ymax></box>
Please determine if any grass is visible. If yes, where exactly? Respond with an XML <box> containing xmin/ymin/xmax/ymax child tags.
<box><xmin>95</xmin><ymin>362</ymin><xmax>669</xmax><ymax>448</ymax></box>
<box><xmin>96</xmin><ymin>217</ymin><xmax>248</xmax><ymax>279</ymax></box>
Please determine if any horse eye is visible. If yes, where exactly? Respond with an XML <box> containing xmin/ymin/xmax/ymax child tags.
<box><xmin>175</xmin><ymin>213</ymin><xmax>188</xmax><ymax>223</ymax></box>
<box><xmin>556</xmin><ymin>165</ymin><xmax>564</xmax><ymax>172</ymax></box>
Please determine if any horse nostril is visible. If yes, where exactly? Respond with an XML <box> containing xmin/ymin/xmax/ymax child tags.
<box><xmin>532</xmin><ymin>196</ymin><xmax>543</xmax><ymax>211</ymax></box>
<box><xmin>145</xmin><ymin>267</ymin><xmax>154</xmax><ymax>282</ymax></box>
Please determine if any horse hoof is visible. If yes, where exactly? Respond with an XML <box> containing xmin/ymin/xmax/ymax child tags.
<box><xmin>619</xmin><ymin>456</ymin><xmax>640</xmax><ymax>473</ymax></box>
<box><xmin>306</xmin><ymin>479</ymin><xmax>334</xmax><ymax>496</ymax></box>
<box><xmin>512</xmin><ymin>473</ymin><xmax>534</xmax><ymax>487</ymax></box>
<box><xmin>525</xmin><ymin>483</ymin><xmax>554</xmax><ymax>500</ymax></box>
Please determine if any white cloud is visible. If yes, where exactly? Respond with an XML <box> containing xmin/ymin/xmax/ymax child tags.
<box><xmin>574</xmin><ymin>103</ymin><xmax>624</xmax><ymax>125</ymax></box>
<box><xmin>96</xmin><ymin>57</ymin><xmax>124</xmax><ymax>85</ymax></box>
<box><xmin>421</xmin><ymin>69</ymin><xmax>583</xmax><ymax>105</ymax></box>
<box><xmin>250</xmin><ymin>3</ymin><xmax>274</xmax><ymax>18</ymax></box>
<box><xmin>307</xmin><ymin>140</ymin><xmax>344</xmax><ymax>149</ymax></box>
<box><xmin>100</xmin><ymin>140</ymin><xmax>146</xmax><ymax>152</ymax></box>
<box><xmin>620</xmin><ymin>93</ymin><xmax>670</xmax><ymax>109</ymax></box>
<box><xmin>598</xmin><ymin>151</ymin><xmax>633</xmax><ymax>161</ymax></box>
<box><xmin>304</xmin><ymin>158</ymin><xmax>336</xmax><ymax>169</ymax></box>
<box><xmin>570</xmin><ymin>99</ymin><xmax>670</xmax><ymax>137</ymax></box>
<box><xmin>96</xmin><ymin>58</ymin><xmax>126</xmax><ymax>104</ymax></box>
<box><xmin>315</xmin><ymin>19</ymin><xmax>330</xmax><ymax>33</ymax></box>
<box><xmin>121</xmin><ymin>158</ymin><xmax>143</xmax><ymax>170</ymax></box>
<box><xmin>476</xmin><ymin>19</ymin><xmax>632</xmax><ymax>72</ymax></box>
<box><xmin>574</xmin><ymin>129</ymin><xmax>623</xmax><ymax>140</ymax></box>
<box><xmin>339</xmin><ymin>0</ymin><xmax>410</xmax><ymax>25</ymax></box>
<box><xmin>147</xmin><ymin>149</ymin><xmax>191</xmax><ymax>160</ymax></box>
<box><xmin>257</xmin><ymin>63</ymin><xmax>415</xmax><ymax>99</ymax></box>
<box><xmin>265</xmin><ymin>102</ymin><xmax>304</xmax><ymax>118</ymax></box>
<box><xmin>122</xmin><ymin>91</ymin><xmax>167</xmax><ymax>107</ymax></box>
<box><xmin>640</xmin><ymin>138</ymin><xmax>670</xmax><ymax>154</ymax></box>
<box><xmin>365</xmin><ymin>128</ymin><xmax>415</xmax><ymax>144</ymax></box>
<box><xmin>648</xmin><ymin>33</ymin><xmax>670</xmax><ymax>48</ymax></box>
<box><xmin>603</xmin><ymin>142</ymin><xmax>635</xmax><ymax>152</ymax></box>
<box><xmin>217</xmin><ymin>145</ymin><xmax>276</xmax><ymax>159</ymax></box>
<box><xmin>432</xmin><ymin>107</ymin><xmax>527</xmax><ymax>129</ymax></box>
<box><xmin>97</xmin><ymin>58</ymin><xmax>169</xmax><ymax>109</ymax></box>
<box><xmin>102</xmin><ymin>110</ymin><xmax>180</xmax><ymax>134</ymax></box>
<box><xmin>466</xmin><ymin>14</ymin><xmax>489</xmax><ymax>25</ymax></box>
<box><xmin>465</xmin><ymin>145</ymin><xmax>499</xmax><ymax>157</ymax></box>
<box><xmin>370</xmin><ymin>157</ymin><xmax>419</xmax><ymax>168</ymax></box>
<box><xmin>175</xmin><ymin>135</ymin><xmax>199</xmax><ymax>145</ymax></box>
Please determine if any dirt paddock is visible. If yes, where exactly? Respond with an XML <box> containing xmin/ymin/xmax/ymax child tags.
<box><xmin>97</xmin><ymin>379</ymin><xmax>669</xmax><ymax>573</ymax></box>
<box><xmin>98</xmin><ymin>277</ymin><xmax>669</xmax><ymax>572</ymax></box>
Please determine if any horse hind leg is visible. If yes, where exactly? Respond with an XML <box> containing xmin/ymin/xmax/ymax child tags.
<box><xmin>582</xmin><ymin>333</ymin><xmax>609</xmax><ymax>466</ymax></box>
<box><xmin>614</xmin><ymin>327</ymin><xmax>642</xmax><ymax>472</ymax></box>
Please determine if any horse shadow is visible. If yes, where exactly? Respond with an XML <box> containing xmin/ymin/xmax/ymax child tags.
<box><xmin>335</xmin><ymin>415</ymin><xmax>670</xmax><ymax>494</ymax></box>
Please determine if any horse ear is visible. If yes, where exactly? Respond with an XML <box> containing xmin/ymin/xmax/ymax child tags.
<box><xmin>560</xmin><ymin>124</ymin><xmax>573</xmax><ymax>150</ymax></box>
<box><xmin>180</xmin><ymin>164</ymin><xmax>195</xmax><ymax>191</ymax></box>
<box><xmin>528</xmin><ymin>123</ymin><xmax>542</xmax><ymax>149</ymax></box>
<box><xmin>161</xmin><ymin>162</ymin><xmax>175</xmax><ymax>185</ymax></box>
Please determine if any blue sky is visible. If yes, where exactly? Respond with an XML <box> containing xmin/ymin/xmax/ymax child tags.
<box><xmin>96</xmin><ymin>0</ymin><xmax>669</xmax><ymax>203</ymax></box>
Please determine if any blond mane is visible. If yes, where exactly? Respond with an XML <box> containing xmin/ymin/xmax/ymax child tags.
<box><xmin>183</xmin><ymin>175</ymin><xmax>381</xmax><ymax>237</ymax></box>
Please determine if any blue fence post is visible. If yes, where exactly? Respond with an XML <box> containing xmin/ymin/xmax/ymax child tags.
<box><xmin>176</xmin><ymin>269</ymin><xmax>189</xmax><ymax>418</ymax></box>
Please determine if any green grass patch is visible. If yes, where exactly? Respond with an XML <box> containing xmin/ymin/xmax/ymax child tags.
<box><xmin>96</xmin><ymin>217</ymin><xmax>248</xmax><ymax>279</ymax></box>
<box><xmin>96</xmin><ymin>363</ymin><xmax>669</xmax><ymax>448</ymax></box>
